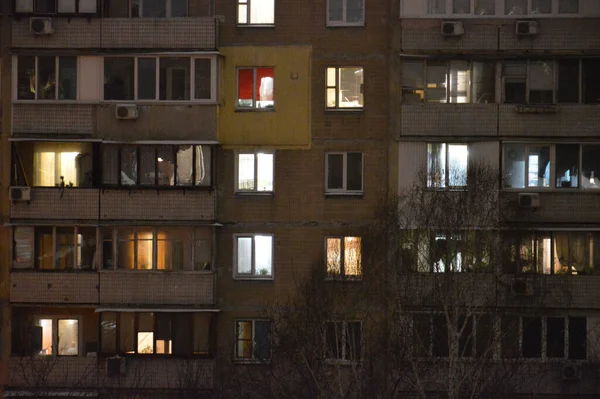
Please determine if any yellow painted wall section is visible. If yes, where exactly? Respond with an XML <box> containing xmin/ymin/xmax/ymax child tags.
<box><xmin>218</xmin><ymin>46</ymin><xmax>311</xmax><ymax>149</ymax></box>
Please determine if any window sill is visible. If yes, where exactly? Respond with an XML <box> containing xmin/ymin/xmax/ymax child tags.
<box><xmin>235</xmin><ymin>108</ymin><xmax>276</xmax><ymax>112</ymax></box>
<box><xmin>12</xmin><ymin>268</ymin><xmax>96</xmax><ymax>273</ymax></box>
<box><xmin>233</xmin><ymin>358</ymin><xmax>271</xmax><ymax>365</ymax></box>
<box><xmin>235</xmin><ymin>191</ymin><xmax>274</xmax><ymax>197</ymax></box>
<box><xmin>326</xmin><ymin>107</ymin><xmax>364</xmax><ymax>112</ymax></box>
<box><xmin>236</xmin><ymin>24</ymin><xmax>276</xmax><ymax>28</ymax></box>
<box><xmin>99</xmin><ymin>269</ymin><xmax>215</xmax><ymax>274</ymax></box>
<box><xmin>324</xmin><ymin>191</ymin><xmax>364</xmax><ymax>198</ymax></box>
<box><xmin>325</xmin><ymin>276</ymin><xmax>363</xmax><ymax>282</ymax></box>
<box><xmin>324</xmin><ymin>358</ymin><xmax>361</xmax><ymax>366</ymax></box>
<box><xmin>326</xmin><ymin>22</ymin><xmax>365</xmax><ymax>28</ymax></box>
<box><xmin>502</xmin><ymin>188</ymin><xmax>598</xmax><ymax>192</ymax></box>
<box><xmin>233</xmin><ymin>276</ymin><xmax>274</xmax><ymax>281</ymax></box>
<box><xmin>101</xmin><ymin>186</ymin><xmax>214</xmax><ymax>191</ymax></box>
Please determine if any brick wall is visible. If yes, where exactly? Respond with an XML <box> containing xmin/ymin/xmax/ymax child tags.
<box><xmin>10</xmin><ymin>188</ymin><xmax>99</xmax><ymax>221</ymax></box>
<box><xmin>10</xmin><ymin>272</ymin><xmax>99</xmax><ymax>304</ymax></box>
<box><xmin>12</xmin><ymin>104</ymin><xmax>94</xmax><ymax>135</ymax></box>
<box><xmin>400</xmin><ymin>104</ymin><xmax>498</xmax><ymax>137</ymax></box>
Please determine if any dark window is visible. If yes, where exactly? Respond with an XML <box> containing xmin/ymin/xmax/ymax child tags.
<box><xmin>555</xmin><ymin>144</ymin><xmax>579</xmax><ymax>189</ymax></box>
<box><xmin>104</xmin><ymin>58</ymin><xmax>135</xmax><ymax>101</ymax></box>
<box><xmin>413</xmin><ymin>315</ymin><xmax>431</xmax><ymax>357</ymax></box>
<box><xmin>347</xmin><ymin>152</ymin><xmax>363</xmax><ymax>191</ymax></box>
<box><xmin>326</xmin><ymin>152</ymin><xmax>363</xmax><ymax>193</ymax></box>
<box><xmin>569</xmin><ymin>317</ymin><xmax>586</xmax><ymax>360</ymax></box>
<box><xmin>558</xmin><ymin>60</ymin><xmax>579</xmax><ymax>103</ymax></box>
<box><xmin>36</xmin><ymin>0</ymin><xmax>57</xmax><ymax>13</ymax></box>
<box><xmin>325</xmin><ymin>321</ymin><xmax>361</xmax><ymax>361</ymax></box>
<box><xmin>546</xmin><ymin>317</ymin><xmax>565</xmax><ymax>358</ymax></box>
<box><xmin>503</xmin><ymin>62</ymin><xmax>526</xmax><ymax>104</ymax></box>
<box><xmin>522</xmin><ymin>317</ymin><xmax>542</xmax><ymax>358</ymax></box>
<box><xmin>501</xmin><ymin>316</ymin><xmax>519</xmax><ymax>358</ymax></box>
<box><xmin>137</xmin><ymin>58</ymin><xmax>157</xmax><ymax>100</ymax></box>
<box><xmin>159</xmin><ymin>57</ymin><xmax>190</xmax><ymax>101</ymax></box>
<box><xmin>475</xmin><ymin>314</ymin><xmax>493</xmax><ymax>358</ymax></box>
<box><xmin>432</xmin><ymin>315</ymin><xmax>448</xmax><ymax>357</ymax></box>
<box><xmin>37</xmin><ymin>56</ymin><xmax>56</xmax><ymax>100</ymax></box>
<box><xmin>194</xmin><ymin>59</ymin><xmax>212</xmax><ymax>100</ymax></box>
<box><xmin>458</xmin><ymin>315</ymin><xmax>473</xmax><ymax>357</ymax></box>
<box><xmin>583</xmin><ymin>59</ymin><xmax>600</xmax><ymax>104</ymax></box>
<box><xmin>327</xmin><ymin>154</ymin><xmax>344</xmax><ymax>190</ymax></box>
<box><xmin>17</xmin><ymin>56</ymin><xmax>35</xmax><ymax>100</ymax></box>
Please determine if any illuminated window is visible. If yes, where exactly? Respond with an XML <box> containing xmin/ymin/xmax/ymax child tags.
<box><xmin>326</xmin><ymin>236</ymin><xmax>362</xmax><ymax>279</ymax></box>
<box><xmin>17</xmin><ymin>56</ymin><xmax>77</xmax><ymax>100</ymax></box>
<box><xmin>235</xmin><ymin>320</ymin><xmax>270</xmax><ymax>361</ymax></box>
<box><xmin>27</xmin><ymin>317</ymin><xmax>79</xmax><ymax>356</ymax></box>
<box><xmin>236</xmin><ymin>152</ymin><xmax>274</xmax><ymax>192</ymax></box>
<box><xmin>327</xmin><ymin>0</ymin><xmax>364</xmax><ymax>26</ymax></box>
<box><xmin>237</xmin><ymin>0</ymin><xmax>274</xmax><ymax>25</ymax></box>
<box><xmin>33</xmin><ymin>142</ymin><xmax>92</xmax><ymax>187</ymax></box>
<box><xmin>237</xmin><ymin>68</ymin><xmax>274</xmax><ymax>109</ymax></box>
<box><xmin>325</xmin><ymin>152</ymin><xmax>363</xmax><ymax>194</ymax></box>
<box><xmin>235</xmin><ymin>235</ymin><xmax>273</xmax><ymax>278</ymax></box>
<box><xmin>326</xmin><ymin>67</ymin><xmax>364</xmax><ymax>109</ymax></box>
<box><xmin>34</xmin><ymin>226</ymin><xmax>97</xmax><ymax>270</ymax></box>
<box><xmin>427</xmin><ymin>143</ymin><xmax>468</xmax><ymax>188</ymax></box>
<box><xmin>325</xmin><ymin>321</ymin><xmax>362</xmax><ymax>362</ymax></box>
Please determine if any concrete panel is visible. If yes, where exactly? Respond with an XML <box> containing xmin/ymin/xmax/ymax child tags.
<box><xmin>501</xmin><ymin>192</ymin><xmax>600</xmax><ymax>224</ymax></box>
<box><xmin>9</xmin><ymin>357</ymin><xmax>98</xmax><ymax>388</ymax></box>
<box><xmin>99</xmin><ymin>190</ymin><xmax>215</xmax><ymax>221</ymax></box>
<box><xmin>401</xmin><ymin>19</ymin><xmax>499</xmax><ymax>51</ymax></box>
<box><xmin>499</xmin><ymin>105</ymin><xmax>600</xmax><ymax>137</ymax></box>
<box><xmin>400</xmin><ymin>104</ymin><xmax>498</xmax><ymax>136</ymax></box>
<box><xmin>499</xmin><ymin>19</ymin><xmax>600</xmax><ymax>51</ymax></box>
<box><xmin>10</xmin><ymin>272</ymin><xmax>99</xmax><ymax>304</ymax></box>
<box><xmin>12</xmin><ymin>104</ymin><xmax>94</xmax><ymax>135</ymax></box>
<box><xmin>96</xmin><ymin>104</ymin><xmax>217</xmax><ymax>141</ymax></box>
<box><xmin>99</xmin><ymin>272</ymin><xmax>215</xmax><ymax>305</ymax></box>
<box><xmin>12</xmin><ymin>19</ymin><xmax>101</xmax><ymax>48</ymax></box>
<box><xmin>397</xmin><ymin>141</ymin><xmax>426</xmax><ymax>192</ymax></box>
<box><xmin>10</xmin><ymin>188</ymin><xmax>100</xmax><ymax>221</ymax></box>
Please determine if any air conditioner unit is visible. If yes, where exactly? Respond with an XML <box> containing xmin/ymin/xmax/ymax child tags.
<box><xmin>441</xmin><ymin>21</ymin><xmax>464</xmax><ymax>36</ymax></box>
<box><xmin>518</xmin><ymin>193</ymin><xmax>540</xmax><ymax>208</ymax></box>
<box><xmin>10</xmin><ymin>186</ymin><xmax>31</xmax><ymax>202</ymax></box>
<box><xmin>106</xmin><ymin>356</ymin><xmax>126</xmax><ymax>377</ymax></box>
<box><xmin>562</xmin><ymin>364</ymin><xmax>581</xmax><ymax>381</ymax></box>
<box><xmin>511</xmin><ymin>278</ymin><xmax>534</xmax><ymax>296</ymax></box>
<box><xmin>516</xmin><ymin>20</ymin><xmax>538</xmax><ymax>36</ymax></box>
<box><xmin>30</xmin><ymin>17</ymin><xmax>54</xmax><ymax>35</ymax></box>
<box><xmin>115</xmin><ymin>104</ymin><xmax>139</xmax><ymax>120</ymax></box>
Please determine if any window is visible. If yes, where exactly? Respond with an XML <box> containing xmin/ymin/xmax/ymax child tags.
<box><xmin>100</xmin><ymin>312</ymin><xmax>211</xmax><ymax>356</ymax></box>
<box><xmin>326</xmin><ymin>237</ymin><xmax>362</xmax><ymax>279</ymax></box>
<box><xmin>237</xmin><ymin>0</ymin><xmax>274</xmax><ymax>25</ymax></box>
<box><xmin>234</xmin><ymin>235</ymin><xmax>273</xmax><ymax>278</ymax></box>
<box><xmin>425</xmin><ymin>0</ymin><xmax>579</xmax><ymax>15</ymax></box>
<box><xmin>453</xmin><ymin>0</ymin><xmax>471</xmax><ymax>14</ymax></box>
<box><xmin>427</xmin><ymin>0</ymin><xmax>446</xmax><ymax>13</ymax></box>
<box><xmin>325</xmin><ymin>152</ymin><xmax>363</xmax><ymax>194</ymax></box>
<box><xmin>505</xmin><ymin>0</ymin><xmax>526</xmax><ymax>14</ymax></box>
<box><xmin>104</xmin><ymin>57</ymin><xmax>215</xmax><ymax>101</ymax></box>
<box><xmin>325</xmin><ymin>321</ymin><xmax>362</xmax><ymax>362</ymax></box>
<box><xmin>32</xmin><ymin>142</ymin><xmax>93</xmax><ymax>187</ymax></box>
<box><xmin>32</xmin><ymin>227</ymin><xmax>96</xmax><ymax>270</ymax></box>
<box><xmin>427</xmin><ymin>143</ymin><xmax>468</xmax><ymax>188</ymax></box>
<box><xmin>237</xmin><ymin>68</ymin><xmax>274</xmax><ymax>109</ymax></box>
<box><xmin>130</xmin><ymin>0</ymin><xmax>188</xmax><ymax>17</ymax></box>
<box><xmin>501</xmin><ymin>316</ymin><xmax>586</xmax><ymax>359</ymax></box>
<box><xmin>402</xmin><ymin>60</ymin><xmax>495</xmax><ymax>104</ymax></box>
<box><xmin>235</xmin><ymin>320</ymin><xmax>271</xmax><ymax>362</ymax></box>
<box><xmin>415</xmin><ymin>232</ymin><xmax>492</xmax><ymax>273</ymax></box>
<box><xmin>532</xmin><ymin>0</ymin><xmax>552</xmax><ymax>13</ymax></box>
<box><xmin>327</xmin><ymin>0</ymin><xmax>364</xmax><ymax>26</ymax></box>
<box><xmin>12</xmin><ymin>317</ymin><xmax>79</xmax><ymax>356</ymax></box>
<box><xmin>17</xmin><ymin>56</ymin><xmax>77</xmax><ymax>100</ymax></box>
<box><xmin>235</xmin><ymin>152</ymin><xmax>274</xmax><ymax>193</ymax></box>
<box><xmin>102</xmin><ymin>227</ymin><xmax>209</xmax><ymax>271</ymax></box>
<box><xmin>326</xmin><ymin>67</ymin><xmax>364</xmax><ymax>108</ymax></box>
<box><xmin>558</xmin><ymin>0</ymin><xmax>578</xmax><ymax>13</ymax></box>
<box><xmin>16</xmin><ymin>0</ymin><xmax>97</xmax><ymax>13</ymax></box>
<box><xmin>102</xmin><ymin>144</ymin><xmax>212</xmax><ymax>187</ymax></box>
<box><xmin>502</xmin><ymin>231</ymin><xmax>600</xmax><ymax>275</ymax></box>
<box><xmin>503</xmin><ymin>143</ymin><xmax>600</xmax><ymax>190</ymax></box>
<box><xmin>475</xmin><ymin>0</ymin><xmax>495</xmax><ymax>14</ymax></box>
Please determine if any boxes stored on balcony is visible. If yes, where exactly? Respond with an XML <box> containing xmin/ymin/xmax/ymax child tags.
<box><xmin>518</xmin><ymin>193</ymin><xmax>540</xmax><ymax>208</ymax></box>
<box><xmin>115</xmin><ymin>104</ymin><xmax>139</xmax><ymax>120</ymax></box>
<box><xmin>9</xmin><ymin>186</ymin><xmax>31</xmax><ymax>202</ymax></box>
<box><xmin>441</xmin><ymin>21</ymin><xmax>464</xmax><ymax>36</ymax></box>
<box><xmin>516</xmin><ymin>20</ymin><xmax>538</xmax><ymax>36</ymax></box>
<box><xmin>30</xmin><ymin>17</ymin><xmax>54</xmax><ymax>35</ymax></box>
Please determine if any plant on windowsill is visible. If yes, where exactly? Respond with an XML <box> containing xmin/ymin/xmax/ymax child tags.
<box><xmin>258</xmin><ymin>268</ymin><xmax>269</xmax><ymax>276</ymax></box>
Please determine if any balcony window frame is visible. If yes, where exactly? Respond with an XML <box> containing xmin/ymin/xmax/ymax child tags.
<box><xmin>236</xmin><ymin>0</ymin><xmax>275</xmax><ymax>26</ymax></box>
<box><xmin>326</xmin><ymin>66</ymin><xmax>365</xmax><ymax>109</ymax></box>
<box><xmin>325</xmin><ymin>152</ymin><xmax>364</xmax><ymax>195</ymax></box>
<box><xmin>423</xmin><ymin>0</ymin><xmax>581</xmax><ymax>16</ymax></box>
<box><xmin>103</xmin><ymin>55</ymin><xmax>218</xmax><ymax>103</ymax></box>
<box><xmin>15</xmin><ymin>0</ymin><xmax>99</xmax><ymax>15</ymax></box>
<box><xmin>16</xmin><ymin>56</ymin><xmax>79</xmax><ymax>101</ymax></box>
<box><xmin>129</xmin><ymin>0</ymin><xmax>189</xmax><ymax>18</ymax></box>
<box><xmin>326</xmin><ymin>0</ymin><xmax>365</xmax><ymax>27</ymax></box>
<box><xmin>427</xmin><ymin>143</ymin><xmax>469</xmax><ymax>189</ymax></box>
<box><xmin>233</xmin><ymin>234</ymin><xmax>274</xmax><ymax>280</ymax></box>
<box><xmin>234</xmin><ymin>319</ymin><xmax>271</xmax><ymax>363</ymax></box>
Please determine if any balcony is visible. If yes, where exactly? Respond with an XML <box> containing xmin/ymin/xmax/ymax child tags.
<box><xmin>10</xmin><ymin>188</ymin><xmax>100</xmax><ymax>221</ymax></box>
<box><xmin>12</xmin><ymin>17</ymin><xmax>218</xmax><ymax>49</ymax></box>
<box><xmin>9</xmin><ymin>356</ymin><xmax>98</xmax><ymax>389</ymax></box>
<box><xmin>100</xmin><ymin>189</ymin><xmax>215</xmax><ymax>221</ymax></box>
<box><xmin>99</xmin><ymin>271</ymin><xmax>215</xmax><ymax>305</ymax></box>
<box><xmin>12</xmin><ymin>104</ymin><xmax>94</xmax><ymax>136</ymax></box>
<box><xmin>10</xmin><ymin>272</ymin><xmax>99</xmax><ymax>304</ymax></box>
<box><xmin>501</xmin><ymin>192</ymin><xmax>600</xmax><ymax>224</ymax></box>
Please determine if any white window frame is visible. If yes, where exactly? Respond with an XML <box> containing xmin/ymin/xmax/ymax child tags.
<box><xmin>236</xmin><ymin>0</ymin><xmax>275</xmax><ymax>25</ymax></box>
<box><xmin>234</xmin><ymin>319</ymin><xmax>271</xmax><ymax>362</ymax></box>
<box><xmin>234</xmin><ymin>151</ymin><xmax>275</xmax><ymax>193</ymax></box>
<box><xmin>421</xmin><ymin>0</ymin><xmax>581</xmax><ymax>17</ymax></box>
<box><xmin>324</xmin><ymin>152</ymin><xmax>364</xmax><ymax>195</ymax></box>
<box><xmin>326</xmin><ymin>66</ymin><xmax>365</xmax><ymax>109</ymax></box>
<box><xmin>32</xmin><ymin>316</ymin><xmax>81</xmax><ymax>357</ymax></box>
<box><xmin>102</xmin><ymin>55</ymin><xmax>218</xmax><ymax>103</ymax></box>
<box><xmin>326</xmin><ymin>0</ymin><xmax>365</xmax><ymax>26</ymax></box>
<box><xmin>324</xmin><ymin>320</ymin><xmax>363</xmax><ymax>363</ymax></box>
<box><xmin>15</xmin><ymin>56</ymin><xmax>79</xmax><ymax>101</ymax></box>
<box><xmin>426</xmin><ymin>143</ymin><xmax>469</xmax><ymax>189</ymax></box>
<box><xmin>129</xmin><ymin>0</ymin><xmax>188</xmax><ymax>17</ymax></box>
<box><xmin>325</xmin><ymin>236</ymin><xmax>363</xmax><ymax>280</ymax></box>
<box><xmin>236</xmin><ymin>67</ymin><xmax>276</xmax><ymax>110</ymax></box>
<box><xmin>233</xmin><ymin>234</ymin><xmax>274</xmax><ymax>280</ymax></box>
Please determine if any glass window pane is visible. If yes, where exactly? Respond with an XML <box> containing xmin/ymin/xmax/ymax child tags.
<box><xmin>568</xmin><ymin>317</ymin><xmax>587</xmax><ymax>360</ymax></box>
<box><xmin>79</xmin><ymin>0</ymin><xmax>98</xmax><ymax>13</ymax></box>
<box><xmin>102</xmin><ymin>145</ymin><xmax>119</xmax><ymax>185</ymax></box>
<box><xmin>555</xmin><ymin>144</ymin><xmax>579</xmax><ymax>188</ymax></box>
<box><xmin>571</xmin><ymin>232</ymin><xmax>589</xmax><ymax>275</ymax></box>
<box><xmin>120</xmin><ymin>146</ymin><xmax>138</xmax><ymax>185</ymax></box>
<box><xmin>18</xmin><ymin>56</ymin><xmax>36</xmax><ymax>100</ymax></box>
<box><xmin>529</xmin><ymin>61</ymin><xmax>554</xmax><ymax>104</ymax></box>
<box><xmin>558</xmin><ymin>0</ymin><xmax>578</xmax><ymax>13</ymax></box>
<box><xmin>453</xmin><ymin>0</ymin><xmax>471</xmax><ymax>14</ymax></box>
<box><xmin>582</xmin><ymin>145</ymin><xmax>600</xmax><ymax>189</ymax></box>
<box><xmin>157</xmin><ymin>146</ymin><xmax>175</xmax><ymax>186</ymax></box>
<box><xmin>101</xmin><ymin>313</ymin><xmax>117</xmax><ymax>355</ymax></box>
<box><xmin>119</xmin><ymin>313</ymin><xmax>135</xmax><ymax>354</ymax></box>
<box><xmin>402</xmin><ymin>61</ymin><xmax>424</xmax><ymax>103</ymax></box>
<box><xmin>58</xmin><ymin>57</ymin><xmax>77</xmax><ymax>100</ymax></box>
<box><xmin>427</xmin><ymin>143</ymin><xmax>446</xmax><ymax>188</ymax></box>
<box><xmin>328</xmin><ymin>0</ymin><xmax>343</xmax><ymax>21</ymax></box>
<box><xmin>505</xmin><ymin>0</ymin><xmax>526</xmax><ymax>14</ymax></box>
<box><xmin>503</xmin><ymin>61</ymin><xmax>526</xmax><ymax>104</ymax></box>
<box><xmin>16</xmin><ymin>0</ymin><xmax>34</xmax><ymax>13</ymax></box>
<box><xmin>326</xmin><ymin>322</ymin><xmax>343</xmax><ymax>359</ymax></box>
<box><xmin>130</xmin><ymin>0</ymin><xmax>141</xmax><ymax>16</ymax></box>
<box><xmin>176</xmin><ymin>145</ymin><xmax>193</xmax><ymax>186</ymax></box>
<box><xmin>172</xmin><ymin>0</ymin><xmax>188</xmax><ymax>16</ymax></box>
<box><xmin>472</xmin><ymin>61</ymin><xmax>495</xmax><ymax>103</ymax></box>
<box><xmin>117</xmin><ymin>228</ymin><xmax>135</xmax><ymax>270</ymax></box>
<box><xmin>137</xmin><ymin>230</ymin><xmax>154</xmax><ymax>270</ymax></box>
<box><xmin>558</xmin><ymin>60</ymin><xmax>579</xmax><ymax>103</ymax></box>
<box><xmin>238</xmin><ymin>154</ymin><xmax>255</xmax><ymax>190</ymax></box>
<box><xmin>195</xmin><ymin>145</ymin><xmax>212</xmax><ymax>186</ymax></box>
<box><xmin>339</xmin><ymin>67</ymin><xmax>363</xmax><ymax>108</ymax></box>
<box><xmin>448</xmin><ymin>61</ymin><xmax>469</xmax><ymax>103</ymax></box>
<box><xmin>432</xmin><ymin>315</ymin><xmax>448</xmax><ymax>357</ymax></box>
<box><xmin>346</xmin><ymin>152</ymin><xmax>363</xmax><ymax>191</ymax></box>
<box><xmin>56</xmin><ymin>227</ymin><xmax>75</xmax><ymax>270</ymax></box>
<box><xmin>522</xmin><ymin>317</ymin><xmax>542</xmax><ymax>358</ymax></box>
<box><xmin>475</xmin><ymin>0</ymin><xmax>495</xmax><ymax>15</ymax></box>
<box><xmin>249</xmin><ymin>0</ymin><xmax>274</xmax><ymax>24</ymax></box>
<box><xmin>254</xmin><ymin>321</ymin><xmax>270</xmax><ymax>360</ymax></box>
<box><xmin>448</xmin><ymin>144</ymin><xmax>468</xmax><ymax>187</ymax></box>
<box><xmin>138</xmin><ymin>313</ymin><xmax>154</xmax><ymax>354</ymax></box>
<box><xmin>501</xmin><ymin>316</ymin><xmax>519</xmax><ymax>358</ymax></box>
<box><xmin>327</xmin><ymin>154</ymin><xmax>344</xmax><ymax>190</ymax></box>
<box><xmin>327</xmin><ymin>238</ymin><xmax>342</xmax><ymax>275</ymax></box>
<box><xmin>346</xmin><ymin>0</ymin><xmax>363</xmax><ymax>22</ymax></box>
<box><xmin>527</xmin><ymin>145</ymin><xmax>551</xmax><ymax>188</ymax></box>
<box><xmin>237</xmin><ymin>3</ymin><xmax>248</xmax><ymax>24</ymax></box>
<box><xmin>546</xmin><ymin>317</ymin><xmax>565</xmax><ymax>358</ymax></box>
<box><xmin>238</xmin><ymin>69</ymin><xmax>254</xmax><ymax>107</ymax></box>
<box><xmin>36</xmin><ymin>0</ymin><xmax>56</xmax><ymax>13</ymax></box>
<box><xmin>344</xmin><ymin>237</ymin><xmax>361</xmax><ymax>276</ymax></box>
<box><xmin>426</xmin><ymin>64</ymin><xmax>447</xmax><ymax>103</ymax></box>
<box><xmin>582</xmin><ymin>60</ymin><xmax>600</xmax><ymax>104</ymax></box>
<box><xmin>58</xmin><ymin>0</ymin><xmax>76</xmax><ymax>13</ymax></box>
<box><xmin>58</xmin><ymin>320</ymin><xmax>79</xmax><ymax>356</ymax></box>
<box><xmin>104</xmin><ymin>58</ymin><xmax>135</xmax><ymax>100</ymax></box>
<box><xmin>255</xmin><ymin>235</ymin><xmax>272</xmax><ymax>276</ymax></box>
<box><xmin>159</xmin><ymin>58</ymin><xmax>190</xmax><ymax>100</ymax></box>
<box><xmin>38</xmin><ymin>56</ymin><xmax>56</xmax><ymax>100</ymax></box>
<box><xmin>142</xmin><ymin>0</ymin><xmax>166</xmax><ymax>17</ymax></box>
<box><xmin>554</xmin><ymin>232</ymin><xmax>570</xmax><ymax>274</ymax></box>
<box><xmin>237</xmin><ymin>237</ymin><xmax>252</xmax><ymax>274</ymax></box>
<box><xmin>36</xmin><ymin>227</ymin><xmax>54</xmax><ymax>270</ymax></box>
<box><xmin>427</xmin><ymin>0</ymin><xmax>446</xmax><ymax>13</ymax></box>
<box><xmin>503</xmin><ymin>144</ymin><xmax>526</xmax><ymax>188</ymax></box>
<box><xmin>76</xmin><ymin>227</ymin><xmax>96</xmax><ymax>269</ymax></box>
<box><xmin>236</xmin><ymin>321</ymin><xmax>252</xmax><ymax>358</ymax></box>
<box><xmin>102</xmin><ymin>228</ymin><xmax>114</xmax><ymax>269</ymax></box>
<box><xmin>138</xmin><ymin>58</ymin><xmax>157</xmax><ymax>100</ymax></box>
<box><xmin>194</xmin><ymin>59</ymin><xmax>212</xmax><ymax>99</ymax></box>
<box><xmin>38</xmin><ymin>319</ymin><xmax>53</xmax><ymax>355</ymax></box>
<box><xmin>256</xmin><ymin>153</ymin><xmax>274</xmax><ymax>192</ymax></box>
<box><xmin>531</xmin><ymin>0</ymin><xmax>551</xmax><ymax>13</ymax></box>
<box><xmin>536</xmin><ymin>233</ymin><xmax>553</xmax><ymax>274</ymax></box>
<box><xmin>256</xmin><ymin>68</ymin><xmax>274</xmax><ymax>108</ymax></box>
